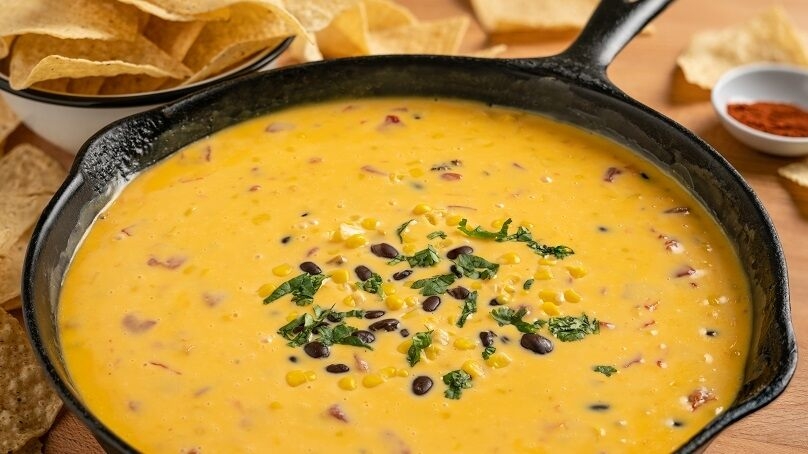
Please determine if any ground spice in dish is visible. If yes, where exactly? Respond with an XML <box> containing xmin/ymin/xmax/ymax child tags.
<box><xmin>727</xmin><ymin>101</ymin><xmax>808</xmax><ymax>137</ymax></box>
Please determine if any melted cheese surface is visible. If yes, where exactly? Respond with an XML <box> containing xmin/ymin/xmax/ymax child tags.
<box><xmin>59</xmin><ymin>98</ymin><xmax>751</xmax><ymax>453</ymax></box>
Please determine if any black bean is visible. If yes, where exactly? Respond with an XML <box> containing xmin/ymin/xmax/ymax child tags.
<box><xmin>303</xmin><ymin>341</ymin><xmax>330</xmax><ymax>359</ymax></box>
<box><xmin>368</xmin><ymin>318</ymin><xmax>400</xmax><ymax>332</ymax></box>
<box><xmin>281</xmin><ymin>235</ymin><xmax>292</xmax><ymax>244</ymax></box>
<box><xmin>400</xmin><ymin>329</ymin><xmax>410</xmax><ymax>337</ymax></box>
<box><xmin>412</xmin><ymin>376</ymin><xmax>433</xmax><ymax>396</ymax></box>
<box><xmin>326</xmin><ymin>364</ymin><xmax>350</xmax><ymax>374</ymax></box>
<box><xmin>589</xmin><ymin>403</ymin><xmax>610</xmax><ymax>412</ymax></box>
<box><xmin>288</xmin><ymin>355</ymin><xmax>298</xmax><ymax>363</ymax></box>
<box><xmin>705</xmin><ymin>329</ymin><xmax>718</xmax><ymax>337</ymax></box>
<box><xmin>640</xmin><ymin>172</ymin><xmax>650</xmax><ymax>180</ymax></box>
<box><xmin>392</xmin><ymin>269</ymin><xmax>413</xmax><ymax>280</ymax></box>
<box><xmin>447</xmin><ymin>286</ymin><xmax>470</xmax><ymax>300</ymax></box>
<box><xmin>354</xmin><ymin>330</ymin><xmax>375</xmax><ymax>344</ymax></box>
<box><xmin>355</xmin><ymin>265</ymin><xmax>373</xmax><ymax>281</ymax></box>
<box><xmin>671</xmin><ymin>420</ymin><xmax>685</xmax><ymax>427</ymax></box>
<box><xmin>299</xmin><ymin>261</ymin><xmax>322</xmax><ymax>275</ymax></box>
<box><xmin>597</xmin><ymin>226</ymin><xmax>609</xmax><ymax>232</ymax></box>
<box><xmin>479</xmin><ymin>331</ymin><xmax>495</xmax><ymax>348</ymax></box>
<box><xmin>301</xmin><ymin>212</ymin><xmax>310</xmax><ymax>217</ymax></box>
<box><xmin>364</xmin><ymin>310</ymin><xmax>386</xmax><ymax>319</ymax></box>
<box><xmin>489</xmin><ymin>298</ymin><xmax>502</xmax><ymax>306</ymax></box>
<box><xmin>520</xmin><ymin>333</ymin><xmax>554</xmax><ymax>354</ymax></box>
<box><xmin>446</xmin><ymin>245</ymin><xmax>473</xmax><ymax>260</ymax></box>
<box><xmin>450</xmin><ymin>265</ymin><xmax>463</xmax><ymax>278</ymax></box>
<box><xmin>370</xmin><ymin>243</ymin><xmax>400</xmax><ymax>259</ymax></box>
<box><xmin>422</xmin><ymin>295</ymin><xmax>441</xmax><ymax>312</ymax></box>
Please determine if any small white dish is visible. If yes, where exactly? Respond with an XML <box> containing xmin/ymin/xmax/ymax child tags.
<box><xmin>711</xmin><ymin>63</ymin><xmax>808</xmax><ymax>157</ymax></box>
<box><xmin>0</xmin><ymin>39</ymin><xmax>291</xmax><ymax>154</ymax></box>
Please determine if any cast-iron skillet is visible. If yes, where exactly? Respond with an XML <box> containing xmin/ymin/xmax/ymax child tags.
<box><xmin>23</xmin><ymin>0</ymin><xmax>797</xmax><ymax>452</ymax></box>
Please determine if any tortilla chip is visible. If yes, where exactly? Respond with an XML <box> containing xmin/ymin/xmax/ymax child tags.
<box><xmin>1</xmin><ymin>297</ymin><xmax>21</xmax><ymax>312</ymax></box>
<box><xmin>9</xmin><ymin>34</ymin><xmax>192</xmax><ymax>90</ymax></box>
<box><xmin>468</xmin><ymin>44</ymin><xmax>508</xmax><ymax>58</ymax></box>
<box><xmin>284</xmin><ymin>0</ymin><xmax>363</xmax><ymax>32</ymax></box>
<box><xmin>0</xmin><ymin>234</ymin><xmax>27</xmax><ymax>304</ymax></box>
<box><xmin>182</xmin><ymin>3</ymin><xmax>300</xmax><ymax>84</ymax></box>
<box><xmin>12</xmin><ymin>437</ymin><xmax>43</xmax><ymax>454</ymax></box>
<box><xmin>368</xmin><ymin>16</ymin><xmax>469</xmax><ymax>55</ymax></box>
<box><xmin>779</xmin><ymin>160</ymin><xmax>808</xmax><ymax>187</ymax></box>
<box><xmin>142</xmin><ymin>17</ymin><xmax>205</xmax><ymax>61</ymax></box>
<box><xmin>471</xmin><ymin>0</ymin><xmax>597</xmax><ymax>33</ymax></box>
<box><xmin>288</xmin><ymin>31</ymin><xmax>324</xmax><ymax>63</ymax></box>
<box><xmin>677</xmin><ymin>7</ymin><xmax>808</xmax><ymax>89</ymax></box>
<box><xmin>0</xmin><ymin>144</ymin><xmax>66</xmax><ymax>196</ymax></box>
<box><xmin>29</xmin><ymin>78</ymin><xmax>70</xmax><ymax>93</ymax></box>
<box><xmin>315</xmin><ymin>0</ymin><xmax>417</xmax><ymax>59</ymax></box>
<box><xmin>0</xmin><ymin>36</ymin><xmax>14</xmax><ymax>59</ymax></box>
<box><xmin>0</xmin><ymin>0</ymin><xmax>140</xmax><ymax>41</ymax></box>
<box><xmin>66</xmin><ymin>77</ymin><xmax>106</xmax><ymax>95</ymax></box>
<box><xmin>0</xmin><ymin>97</ymin><xmax>20</xmax><ymax>148</ymax></box>
<box><xmin>0</xmin><ymin>308</ymin><xmax>62</xmax><ymax>453</ymax></box>
<box><xmin>0</xmin><ymin>195</ymin><xmax>52</xmax><ymax>253</ymax></box>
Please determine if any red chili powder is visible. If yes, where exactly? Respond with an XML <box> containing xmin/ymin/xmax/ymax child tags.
<box><xmin>727</xmin><ymin>102</ymin><xmax>808</xmax><ymax>137</ymax></box>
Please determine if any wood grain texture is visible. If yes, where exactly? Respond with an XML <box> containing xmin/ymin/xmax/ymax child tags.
<box><xmin>23</xmin><ymin>0</ymin><xmax>807</xmax><ymax>451</ymax></box>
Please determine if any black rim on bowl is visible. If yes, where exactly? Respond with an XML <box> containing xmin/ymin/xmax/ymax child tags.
<box><xmin>22</xmin><ymin>1</ymin><xmax>796</xmax><ymax>453</ymax></box>
<box><xmin>0</xmin><ymin>37</ymin><xmax>293</xmax><ymax>108</ymax></box>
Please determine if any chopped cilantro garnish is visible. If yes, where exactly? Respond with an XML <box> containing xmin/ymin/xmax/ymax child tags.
<box><xmin>358</xmin><ymin>272</ymin><xmax>385</xmax><ymax>298</ymax></box>
<box><xmin>318</xmin><ymin>323</ymin><xmax>373</xmax><ymax>350</ymax></box>
<box><xmin>406</xmin><ymin>245</ymin><xmax>441</xmax><ymax>268</ymax></box>
<box><xmin>526</xmin><ymin>242</ymin><xmax>575</xmax><ymax>259</ymax></box>
<box><xmin>396</xmin><ymin>219</ymin><xmax>415</xmax><ymax>243</ymax></box>
<box><xmin>277</xmin><ymin>313</ymin><xmax>317</xmax><ymax>347</ymax></box>
<box><xmin>278</xmin><ymin>307</ymin><xmax>371</xmax><ymax>349</ymax></box>
<box><xmin>427</xmin><ymin>230</ymin><xmax>447</xmax><ymax>240</ymax></box>
<box><xmin>457</xmin><ymin>217</ymin><xmax>574</xmax><ymax>260</ymax></box>
<box><xmin>490</xmin><ymin>306</ymin><xmax>545</xmax><ymax>334</ymax></box>
<box><xmin>263</xmin><ymin>273</ymin><xmax>327</xmax><ymax>306</ymax></box>
<box><xmin>457</xmin><ymin>290</ymin><xmax>478</xmax><ymax>327</ymax></box>
<box><xmin>593</xmin><ymin>365</ymin><xmax>617</xmax><ymax>377</ymax></box>
<box><xmin>407</xmin><ymin>330</ymin><xmax>433</xmax><ymax>366</ymax></box>
<box><xmin>457</xmin><ymin>218</ymin><xmax>510</xmax><ymax>240</ymax></box>
<box><xmin>523</xmin><ymin>278</ymin><xmax>534</xmax><ymax>290</ymax></box>
<box><xmin>548</xmin><ymin>313</ymin><xmax>600</xmax><ymax>342</ymax></box>
<box><xmin>482</xmin><ymin>346</ymin><xmax>496</xmax><ymax>360</ymax></box>
<box><xmin>312</xmin><ymin>305</ymin><xmax>365</xmax><ymax>322</ymax></box>
<box><xmin>452</xmin><ymin>253</ymin><xmax>499</xmax><ymax>280</ymax></box>
<box><xmin>411</xmin><ymin>273</ymin><xmax>456</xmax><ymax>296</ymax></box>
<box><xmin>443</xmin><ymin>369</ymin><xmax>473</xmax><ymax>400</ymax></box>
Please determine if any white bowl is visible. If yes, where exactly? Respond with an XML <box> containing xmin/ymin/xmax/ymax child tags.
<box><xmin>711</xmin><ymin>63</ymin><xmax>808</xmax><ymax>157</ymax></box>
<box><xmin>0</xmin><ymin>39</ymin><xmax>291</xmax><ymax>154</ymax></box>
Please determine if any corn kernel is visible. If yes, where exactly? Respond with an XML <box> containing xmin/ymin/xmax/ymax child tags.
<box><xmin>425</xmin><ymin>212</ymin><xmax>440</xmax><ymax>225</ymax></box>
<box><xmin>499</xmin><ymin>252</ymin><xmax>521</xmax><ymax>265</ymax></box>
<box><xmin>470</xmin><ymin>281</ymin><xmax>483</xmax><ymax>290</ymax></box>
<box><xmin>405</xmin><ymin>296</ymin><xmax>419</xmax><ymax>307</ymax></box>
<box><xmin>564</xmin><ymin>289</ymin><xmax>582</xmax><ymax>303</ymax></box>
<box><xmin>257</xmin><ymin>283</ymin><xmax>276</xmax><ymax>298</ymax></box>
<box><xmin>342</xmin><ymin>295</ymin><xmax>356</xmax><ymax>307</ymax></box>
<box><xmin>361</xmin><ymin>217</ymin><xmax>379</xmax><ymax>230</ymax></box>
<box><xmin>272</xmin><ymin>263</ymin><xmax>293</xmax><ymax>277</ymax></box>
<box><xmin>269</xmin><ymin>401</ymin><xmax>283</xmax><ymax>410</ymax></box>
<box><xmin>362</xmin><ymin>373</ymin><xmax>385</xmax><ymax>388</ymax></box>
<box><xmin>381</xmin><ymin>283</ymin><xmax>397</xmax><ymax>295</ymax></box>
<box><xmin>412</xmin><ymin>203</ymin><xmax>432</xmax><ymax>215</ymax></box>
<box><xmin>331</xmin><ymin>269</ymin><xmax>349</xmax><ymax>284</ymax></box>
<box><xmin>539</xmin><ymin>289</ymin><xmax>562</xmax><ymax>303</ymax></box>
<box><xmin>385</xmin><ymin>295</ymin><xmax>405</xmax><ymax>310</ymax></box>
<box><xmin>446</xmin><ymin>214</ymin><xmax>463</xmax><ymax>226</ymax></box>
<box><xmin>462</xmin><ymin>360</ymin><xmax>486</xmax><ymax>379</ymax></box>
<box><xmin>286</xmin><ymin>311</ymin><xmax>300</xmax><ymax>322</ymax></box>
<box><xmin>496</xmin><ymin>293</ymin><xmax>512</xmax><ymax>304</ymax></box>
<box><xmin>380</xmin><ymin>367</ymin><xmax>398</xmax><ymax>379</ymax></box>
<box><xmin>453</xmin><ymin>337</ymin><xmax>477</xmax><ymax>350</ymax></box>
<box><xmin>538</xmin><ymin>257</ymin><xmax>558</xmax><ymax>266</ymax></box>
<box><xmin>345</xmin><ymin>234</ymin><xmax>367</xmax><ymax>249</ymax></box>
<box><xmin>491</xmin><ymin>218</ymin><xmax>508</xmax><ymax>229</ymax></box>
<box><xmin>425</xmin><ymin>344</ymin><xmax>442</xmax><ymax>360</ymax></box>
<box><xmin>534</xmin><ymin>268</ymin><xmax>553</xmax><ymax>281</ymax></box>
<box><xmin>286</xmin><ymin>370</ymin><xmax>310</xmax><ymax>387</ymax></box>
<box><xmin>542</xmin><ymin>301</ymin><xmax>561</xmax><ymax>316</ymax></box>
<box><xmin>409</xmin><ymin>167</ymin><xmax>425</xmax><ymax>177</ymax></box>
<box><xmin>304</xmin><ymin>371</ymin><xmax>317</xmax><ymax>381</ymax></box>
<box><xmin>486</xmin><ymin>352</ymin><xmax>512</xmax><ymax>369</ymax></box>
<box><xmin>403</xmin><ymin>242</ymin><xmax>417</xmax><ymax>254</ymax></box>
<box><xmin>397</xmin><ymin>340</ymin><xmax>413</xmax><ymax>353</ymax></box>
<box><xmin>503</xmin><ymin>284</ymin><xmax>516</xmax><ymax>294</ymax></box>
<box><xmin>567</xmin><ymin>265</ymin><xmax>588</xmax><ymax>278</ymax></box>
<box><xmin>397</xmin><ymin>369</ymin><xmax>410</xmax><ymax>378</ymax></box>
<box><xmin>338</xmin><ymin>376</ymin><xmax>357</xmax><ymax>391</ymax></box>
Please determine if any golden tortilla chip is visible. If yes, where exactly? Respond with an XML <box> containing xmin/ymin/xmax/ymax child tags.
<box><xmin>9</xmin><ymin>34</ymin><xmax>192</xmax><ymax>90</ymax></box>
<box><xmin>0</xmin><ymin>143</ymin><xmax>66</xmax><ymax>196</ymax></box>
<box><xmin>677</xmin><ymin>7</ymin><xmax>808</xmax><ymax>89</ymax></box>
<box><xmin>66</xmin><ymin>77</ymin><xmax>106</xmax><ymax>95</ymax></box>
<box><xmin>12</xmin><ymin>437</ymin><xmax>43</xmax><ymax>454</ymax></box>
<box><xmin>1</xmin><ymin>297</ymin><xmax>21</xmax><ymax>312</ymax></box>
<box><xmin>284</xmin><ymin>0</ymin><xmax>363</xmax><ymax>32</ymax></box>
<box><xmin>468</xmin><ymin>44</ymin><xmax>508</xmax><ymax>58</ymax></box>
<box><xmin>779</xmin><ymin>160</ymin><xmax>808</xmax><ymax>187</ymax></box>
<box><xmin>0</xmin><ymin>195</ymin><xmax>51</xmax><ymax>253</ymax></box>
<box><xmin>115</xmin><ymin>0</ymin><xmax>242</xmax><ymax>22</ymax></box>
<box><xmin>0</xmin><ymin>308</ymin><xmax>62</xmax><ymax>453</ymax></box>
<box><xmin>0</xmin><ymin>0</ymin><xmax>140</xmax><ymax>41</ymax></box>
<box><xmin>0</xmin><ymin>234</ymin><xmax>27</xmax><ymax>304</ymax></box>
<box><xmin>368</xmin><ymin>17</ymin><xmax>469</xmax><ymax>55</ymax></box>
<box><xmin>288</xmin><ymin>31</ymin><xmax>324</xmax><ymax>63</ymax></box>
<box><xmin>182</xmin><ymin>3</ymin><xmax>300</xmax><ymax>84</ymax></box>
<box><xmin>471</xmin><ymin>0</ymin><xmax>597</xmax><ymax>33</ymax></box>
<box><xmin>0</xmin><ymin>36</ymin><xmax>14</xmax><ymax>59</ymax></box>
<box><xmin>142</xmin><ymin>17</ymin><xmax>205</xmax><ymax>61</ymax></box>
<box><xmin>29</xmin><ymin>78</ymin><xmax>71</xmax><ymax>93</ymax></box>
<box><xmin>316</xmin><ymin>0</ymin><xmax>417</xmax><ymax>58</ymax></box>
<box><xmin>0</xmin><ymin>96</ymin><xmax>20</xmax><ymax>148</ymax></box>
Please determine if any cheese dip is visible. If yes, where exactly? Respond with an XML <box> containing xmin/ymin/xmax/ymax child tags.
<box><xmin>59</xmin><ymin>98</ymin><xmax>751</xmax><ymax>453</ymax></box>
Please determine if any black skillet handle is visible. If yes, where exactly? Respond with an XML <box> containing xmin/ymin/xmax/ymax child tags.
<box><xmin>531</xmin><ymin>0</ymin><xmax>675</xmax><ymax>84</ymax></box>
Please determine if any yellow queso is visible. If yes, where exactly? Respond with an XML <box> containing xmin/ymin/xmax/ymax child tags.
<box><xmin>59</xmin><ymin>98</ymin><xmax>751</xmax><ymax>453</ymax></box>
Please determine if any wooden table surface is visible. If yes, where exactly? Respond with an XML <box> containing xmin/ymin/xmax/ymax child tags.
<box><xmin>10</xmin><ymin>0</ymin><xmax>806</xmax><ymax>452</ymax></box>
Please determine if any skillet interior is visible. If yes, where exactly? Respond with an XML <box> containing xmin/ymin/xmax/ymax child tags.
<box><xmin>23</xmin><ymin>1</ymin><xmax>796</xmax><ymax>453</ymax></box>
